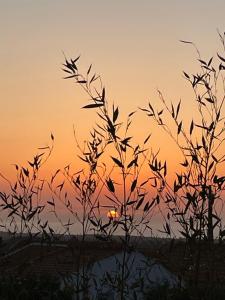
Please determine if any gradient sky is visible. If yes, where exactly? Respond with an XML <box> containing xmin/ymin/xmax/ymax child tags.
<box><xmin>1</xmin><ymin>0</ymin><xmax>225</xmax><ymax>179</ymax></box>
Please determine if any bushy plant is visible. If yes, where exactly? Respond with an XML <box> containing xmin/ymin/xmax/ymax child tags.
<box><xmin>142</xmin><ymin>33</ymin><xmax>225</xmax><ymax>289</ymax></box>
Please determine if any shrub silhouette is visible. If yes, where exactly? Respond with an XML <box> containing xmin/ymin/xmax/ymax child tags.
<box><xmin>0</xmin><ymin>137</ymin><xmax>54</xmax><ymax>239</ymax></box>
<box><xmin>141</xmin><ymin>33</ymin><xmax>225</xmax><ymax>291</ymax></box>
<box><xmin>62</xmin><ymin>32</ymin><xmax>225</xmax><ymax>297</ymax></box>
<box><xmin>60</xmin><ymin>54</ymin><xmax>158</xmax><ymax>299</ymax></box>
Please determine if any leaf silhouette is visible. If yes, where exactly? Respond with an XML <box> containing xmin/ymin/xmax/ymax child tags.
<box><xmin>130</xmin><ymin>179</ymin><xmax>137</xmax><ymax>193</ymax></box>
<box><xmin>106</xmin><ymin>178</ymin><xmax>115</xmax><ymax>193</ymax></box>
<box><xmin>113</xmin><ymin>106</ymin><xmax>119</xmax><ymax>123</ymax></box>
<box><xmin>87</xmin><ymin>64</ymin><xmax>92</xmax><ymax>75</ymax></box>
<box><xmin>111</xmin><ymin>156</ymin><xmax>124</xmax><ymax>168</ymax></box>
<box><xmin>190</xmin><ymin>120</ymin><xmax>194</xmax><ymax>135</ymax></box>
<box><xmin>82</xmin><ymin>103</ymin><xmax>104</xmax><ymax>109</ymax></box>
<box><xmin>136</xmin><ymin>196</ymin><xmax>144</xmax><ymax>210</ymax></box>
<box><xmin>217</xmin><ymin>53</ymin><xmax>225</xmax><ymax>63</ymax></box>
<box><xmin>177</xmin><ymin>121</ymin><xmax>182</xmax><ymax>135</ymax></box>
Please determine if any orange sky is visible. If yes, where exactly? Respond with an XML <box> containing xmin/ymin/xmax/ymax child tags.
<box><xmin>1</xmin><ymin>1</ymin><xmax>225</xmax><ymax>237</ymax></box>
<box><xmin>1</xmin><ymin>0</ymin><xmax>225</xmax><ymax>185</ymax></box>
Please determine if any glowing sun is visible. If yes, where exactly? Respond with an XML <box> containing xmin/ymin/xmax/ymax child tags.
<box><xmin>107</xmin><ymin>210</ymin><xmax>119</xmax><ymax>219</ymax></box>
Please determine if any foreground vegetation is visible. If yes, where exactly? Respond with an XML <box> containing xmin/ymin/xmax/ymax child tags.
<box><xmin>1</xmin><ymin>273</ymin><xmax>225</xmax><ymax>300</ymax></box>
<box><xmin>1</xmin><ymin>33</ymin><xmax>225</xmax><ymax>299</ymax></box>
<box><xmin>0</xmin><ymin>275</ymin><xmax>73</xmax><ymax>300</ymax></box>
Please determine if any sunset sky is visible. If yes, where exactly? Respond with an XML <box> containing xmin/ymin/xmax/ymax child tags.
<box><xmin>1</xmin><ymin>0</ymin><xmax>225</xmax><ymax>180</ymax></box>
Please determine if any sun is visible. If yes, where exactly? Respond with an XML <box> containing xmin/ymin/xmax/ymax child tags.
<box><xmin>107</xmin><ymin>209</ymin><xmax>119</xmax><ymax>219</ymax></box>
